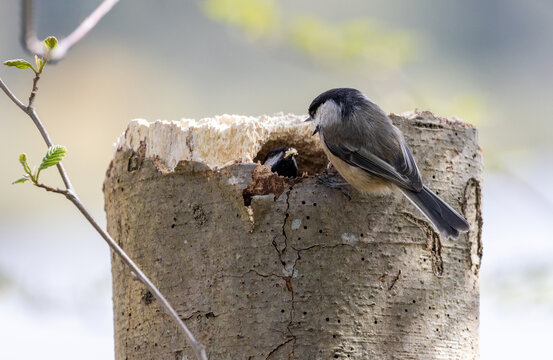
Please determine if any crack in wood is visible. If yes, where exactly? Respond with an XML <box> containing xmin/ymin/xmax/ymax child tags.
<box><xmin>462</xmin><ymin>177</ymin><xmax>483</xmax><ymax>275</ymax></box>
<box><xmin>265</xmin><ymin>337</ymin><xmax>295</xmax><ymax>360</ymax></box>
<box><xmin>401</xmin><ymin>212</ymin><xmax>444</xmax><ymax>277</ymax></box>
<box><xmin>388</xmin><ymin>269</ymin><xmax>402</xmax><ymax>291</ymax></box>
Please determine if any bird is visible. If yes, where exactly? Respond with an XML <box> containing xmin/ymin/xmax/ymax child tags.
<box><xmin>262</xmin><ymin>146</ymin><xmax>299</xmax><ymax>178</ymax></box>
<box><xmin>306</xmin><ymin>88</ymin><xmax>469</xmax><ymax>238</ymax></box>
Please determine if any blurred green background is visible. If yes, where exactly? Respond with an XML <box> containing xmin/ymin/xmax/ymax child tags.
<box><xmin>1</xmin><ymin>0</ymin><xmax>552</xmax><ymax>359</ymax></box>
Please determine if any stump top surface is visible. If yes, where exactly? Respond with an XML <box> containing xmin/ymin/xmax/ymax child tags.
<box><xmin>114</xmin><ymin>111</ymin><xmax>472</xmax><ymax>172</ymax></box>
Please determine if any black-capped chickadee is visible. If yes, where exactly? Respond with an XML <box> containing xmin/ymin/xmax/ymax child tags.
<box><xmin>306</xmin><ymin>88</ymin><xmax>469</xmax><ymax>238</ymax></box>
<box><xmin>263</xmin><ymin>146</ymin><xmax>299</xmax><ymax>178</ymax></box>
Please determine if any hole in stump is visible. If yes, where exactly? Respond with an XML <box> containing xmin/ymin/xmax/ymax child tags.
<box><xmin>253</xmin><ymin>139</ymin><xmax>327</xmax><ymax>175</ymax></box>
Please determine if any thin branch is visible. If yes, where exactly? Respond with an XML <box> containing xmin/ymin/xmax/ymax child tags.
<box><xmin>21</xmin><ymin>0</ymin><xmax>120</xmax><ymax>61</ymax></box>
<box><xmin>27</xmin><ymin>107</ymin><xmax>74</xmax><ymax>191</ymax></box>
<box><xmin>34</xmin><ymin>183</ymin><xmax>68</xmax><ymax>195</ymax></box>
<box><xmin>57</xmin><ymin>0</ymin><xmax>120</xmax><ymax>58</ymax></box>
<box><xmin>0</xmin><ymin>77</ymin><xmax>27</xmax><ymax>111</ymax></box>
<box><xmin>65</xmin><ymin>192</ymin><xmax>208</xmax><ymax>360</ymax></box>
<box><xmin>28</xmin><ymin>71</ymin><xmax>40</xmax><ymax>108</ymax></box>
<box><xmin>28</xmin><ymin>177</ymin><xmax>208</xmax><ymax>359</ymax></box>
<box><xmin>2</xmin><ymin>77</ymin><xmax>208</xmax><ymax>360</ymax></box>
<box><xmin>1</xmin><ymin>74</ymin><xmax>72</xmax><ymax>190</ymax></box>
<box><xmin>21</xmin><ymin>0</ymin><xmax>41</xmax><ymax>56</ymax></box>
<box><xmin>6</xmin><ymin>7</ymin><xmax>209</xmax><ymax>353</ymax></box>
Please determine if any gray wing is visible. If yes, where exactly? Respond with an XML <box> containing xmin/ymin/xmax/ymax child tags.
<box><xmin>323</xmin><ymin>128</ymin><xmax>423</xmax><ymax>192</ymax></box>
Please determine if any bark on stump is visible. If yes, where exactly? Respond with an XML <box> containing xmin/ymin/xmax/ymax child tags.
<box><xmin>104</xmin><ymin>111</ymin><xmax>482</xmax><ymax>360</ymax></box>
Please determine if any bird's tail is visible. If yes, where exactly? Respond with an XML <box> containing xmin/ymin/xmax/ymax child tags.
<box><xmin>401</xmin><ymin>186</ymin><xmax>469</xmax><ymax>238</ymax></box>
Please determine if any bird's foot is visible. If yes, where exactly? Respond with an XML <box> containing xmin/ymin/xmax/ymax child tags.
<box><xmin>317</xmin><ymin>173</ymin><xmax>351</xmax><ymax>200</ymax></box>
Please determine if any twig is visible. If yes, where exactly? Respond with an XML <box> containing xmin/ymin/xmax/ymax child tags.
<box><xmin>58</xmin><ymin>0</ymin><xmax>120</xmax><ymax>58</ymax></box>
<box><xmin>65</xmin><ymin>192</ymin><xmax>208</xmax><ymax>360</ymax></box>
<box><xmin>34</xmin><ymin>183</ymin><xmax>68</xmax><ymax>195</ymax></box>
<box><xmin>2</xmin><ymin>70</ymin><xmax>73</xmax><ymax>190</ymax></box>
<box><xmin>2</xmin><ymin>76</ymin><xmax>209</xmax><ymax>359</ymax></box>
<box><xmin>21</xmin><ymin>0</ymin><xmax>120</xmax><ymax>61</ymax></box>
<box><xmin>3</xmin><ymin>29</ymin><xmax>209</xmax><ymax>360</ymax></box>
<box><xmin>0</xmin><ymin>77</ymin><xmax>26</xmax><ymax>111</ymax></box>
<box><xmin>21</xmin><ymin>0</ymin><xmax>40</xmax><ymax>56</ymax></box>
<box><xmin>27</xmin><ymin>72</ymin><xmax>40</xmax><ymax>108</ymax></box>
<box><xmin>1</xmin><ymin>75</ymin><xmax>208</xmax><ymax>360</ymax></box>
<box><xmin>14</xmin><ymin>3</ymin><xmax>208</xmax><ymax>357</ymax></box>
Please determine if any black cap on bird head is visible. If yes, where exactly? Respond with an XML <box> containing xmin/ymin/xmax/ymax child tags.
<box><xmin>308</xmin><ymin>88</ymin><xmax>366</xmax><ymax>120</ymax></box>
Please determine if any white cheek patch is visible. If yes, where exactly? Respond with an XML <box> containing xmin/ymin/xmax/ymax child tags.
<box><xmin>315</xmin><ymin>100</ymin><xmax>342</xmax><ymax>129</ymax></box>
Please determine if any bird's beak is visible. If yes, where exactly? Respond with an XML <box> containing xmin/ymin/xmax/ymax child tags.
<box><xmin>284</xmin><ymin>148</ymin><xmax>298</xmax><ymax>159</ymax></box>
<box><xmin>304</xmin><ymin>116</ymin><xmax>312</xmax><ymax>122</ymax></box>
<box><xmin>312</xmin><ymin>125</ymin><xmax>320</xmax><ymax>136</ymax></box>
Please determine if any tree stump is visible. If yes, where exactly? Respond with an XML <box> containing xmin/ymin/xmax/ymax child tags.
<box><xmin>104</xmin><ymin>111</ymin><xmax>482</xmax><ymax>360</ymax></box>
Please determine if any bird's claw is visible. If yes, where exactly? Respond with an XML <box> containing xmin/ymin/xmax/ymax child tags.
<box><xmin>317</xmin><ymin>173</ymin><xmax>351</xmax><ymax>200</ymax></box>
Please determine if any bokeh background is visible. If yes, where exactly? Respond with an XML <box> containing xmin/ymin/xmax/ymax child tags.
<box><xmin>1</xmin><ymin>0</ymin><xmax>552</xmax><ymax>358</ymax></box>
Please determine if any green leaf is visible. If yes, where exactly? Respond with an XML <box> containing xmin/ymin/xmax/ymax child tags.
<box><xmin>43</xmin><ymin>36</ymin><xmax>58</xmax><ymax>51</ymax></box>
<box><xmin>3</xmin><ymin>59</ymin><xmax>37</xmax><ymax>72</ymax></box>
<box><xmin>12</xmin><ymin>177</ymin><xmax>30</xmax><ymax>184</ymax></box>
<box><xmin>38</xmin><ymin>145</ymin><xmax>67</xmax><ymax>171</ymax></box>
<box><xmin>18</xmin><ymin>153</ymin><xmax>32</xmax><ymax>175</ymax></box>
